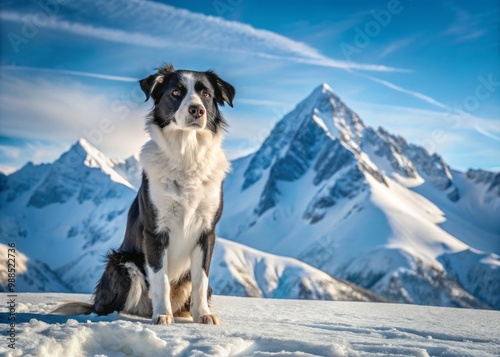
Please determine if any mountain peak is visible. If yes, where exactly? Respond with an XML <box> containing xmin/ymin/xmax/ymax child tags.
<box><xmin>319</xmin><ymin>82</ymin><xmax>334</xmax><ymax>93</ymax></box>
<box><xmin>59</xmin><ymin>138</ymin><xmax>135</xmax><ymax>189</ymax></box>
<box><xmin>307</xmin><ymin>83</ymin><xmax>366</xmax><ymax>150</ymax></box>
<box><xmin>307</xmin><ymin>82</ymin><xmax>339</xmax><ymax>104</ymax></box>
<box><xmin>77</xmin><ymin>137</ymin><xmax>97</xmax><ymax>152</ymax></box>
<box><xmin>241</xmin><ymin>83</ymin><xmax>365</xmax><ymax>190</ymax></box>
<box><xmin>69</xmin><ymin>138</ymin><xmax>105</xmax><ymax>162</ymax></box>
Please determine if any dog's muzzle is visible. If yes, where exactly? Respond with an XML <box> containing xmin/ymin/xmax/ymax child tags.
<box><xmin>188</xmin><ymin>104</ymin><xmax>205</xmax><ymax>118</ymax></box>
<box><xmin>185</xmin><ymin>104</ymin><xmax>205</xmax><ymax>127</ymax></box>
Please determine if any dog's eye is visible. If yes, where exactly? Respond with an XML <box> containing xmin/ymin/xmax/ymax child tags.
<box><xmin>202</xmin><ymin>91</ymin><xmax>211</xmax><ymax>98</ymax></box>
<box><xmin>172</xmin><ymin>89</ymin><xmax>181</xmax><ymax>97</ymax></box>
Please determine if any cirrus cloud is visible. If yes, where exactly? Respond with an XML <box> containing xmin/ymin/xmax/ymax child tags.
<box><xmin>1</xmin><ymin>0</ymin><xmax>409</xmax><ymax>73</ymax></box>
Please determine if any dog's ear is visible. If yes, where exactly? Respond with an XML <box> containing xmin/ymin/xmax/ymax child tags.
<box><xmin>139</xmin><ymin>74</ymin><xmax>163</xmax><ymax>102</ymax></box>
<box><xmin>139</xmin><ymin>64</ymin><xmax>176</xmax><ymax>102</ymax></box>
<box><xmin>206</xmin><ymin>71</ymin><xmax>235</xmax><ymax>107</ymax></box>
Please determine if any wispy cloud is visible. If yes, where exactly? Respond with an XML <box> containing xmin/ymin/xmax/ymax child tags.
<box><xmin>0</xmin><ymin>10</ymin><xmax>171</xmax><ymax>48</ymax></box>
<box><xmin>238</xmin><ymin>98</ymin><xmax>292</xmax><ymax>107</ymax></box>
<box><xmin>0</xmin><ymin>1</ymin><xmax>408</xmax><ymax>73</ymax></box>
<box><xmin>441</xmin><ymin>5</ymin><xmax>497</xmax><ymax>44</ymax></box>
<box><xmin>474</xmin><ymin>125</ymin><xmax>500</xmax><ymax>142</ymax></box>
<box><xmin>351</xmin><ymin>101</ymin><xmax>499</xmax><ymax>134</ymax></box>
<box><xmin>355</xmin><ymin>72</ymin><xmax>448</xmax><ymax>109</ymax></box>
<box><xmin>354</xmin><ymin>74</ymin><xmax>500</xmax><ymax>144</ymax></box>
<box><xmin>379</xmin><ymin>37</ymin><xmax>416</xmax><ymax>59</ymax></box>
<box><xmin>0</xmin><ymin>65</ymin><xmax>139</xmax><ymax>82</ymax></box>
<box><xmin>454</xmin><ymin>30</ymin><xmax>487</xmax><ymax>44</ymax></box>
<box><xmin>257</xmin><ymin>53</ymin><xmax>411</xmax><ymax>73</ymax></box>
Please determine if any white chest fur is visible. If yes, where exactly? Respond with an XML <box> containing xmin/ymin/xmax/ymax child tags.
<box><xmin>140</xmin><ymin>129</ymin><xmax>229</xmax><ymax>280</ymax></box>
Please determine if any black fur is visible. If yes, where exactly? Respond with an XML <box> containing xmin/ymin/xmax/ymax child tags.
<box><xmin>107</xmin><ymin>174</ymin><xmax>170</xmax><ymax>274</ymax></box>
<box><xmin>198</xmin><ymin>231</ymin><xmax>216</xmax><ymax>275</ymax></box>
<box><xmin>93</xmin><ymin>250</ymin><xmax>146</xmax><ymax>315</ymax></box>
<box><xmin>199</xmin><ymin>183</ymin><xmax>224</xmax><ymax>274</ymax></box>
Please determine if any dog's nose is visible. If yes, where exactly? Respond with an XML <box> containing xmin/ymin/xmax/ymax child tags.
<box><xmin>188</xmin><ymin>104</ymin><xmax>205</xmax><ymax>118</ymax></box>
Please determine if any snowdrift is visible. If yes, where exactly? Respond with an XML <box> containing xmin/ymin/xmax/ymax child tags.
<box><xmin>0</xmin><ymin>293</ymin><xmax>499</xmax><ymax>357</ymax></box>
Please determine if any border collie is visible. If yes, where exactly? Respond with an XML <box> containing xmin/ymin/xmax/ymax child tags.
<box><xmin>53</xmin><ymin>64</ymin><xmax>235</xmax><ymax>325</ymax></box>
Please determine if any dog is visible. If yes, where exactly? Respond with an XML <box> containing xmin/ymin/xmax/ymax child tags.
<box><xmin>53</xmin><ymin>64</ymin><xmax>235</xmax><ymax>325</ymax></box>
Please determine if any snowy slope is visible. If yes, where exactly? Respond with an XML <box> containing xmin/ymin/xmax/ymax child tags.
<box><xmin>210</xmin><ymin>239</ymin><xmax>383</xmax><ymax>301</ymax></box>
<box><xmin>1</xmin><ymin>293</ymin><xmax>499</xmax><ymax>357</ymax></box>
<box><xmin>219</xmin><ymin>84</ymin><xmax>500</xmax><ymax>309</ymax></box>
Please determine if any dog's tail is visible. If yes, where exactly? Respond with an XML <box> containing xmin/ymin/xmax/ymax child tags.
<box><xmin>51</xmin><ymin>301</ymin><xmax>94</xmax><ymax>315</ymax></box>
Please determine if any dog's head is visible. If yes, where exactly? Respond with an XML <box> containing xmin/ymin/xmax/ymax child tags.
<box><xmin>140</xmin><ymin>64</ymin><xmax>235</xmax><ymax>133</ymax></box>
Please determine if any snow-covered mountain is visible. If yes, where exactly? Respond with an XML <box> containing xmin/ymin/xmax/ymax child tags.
<box><xmin>0</xmin><ymin>139</ymin><xmax>137</xmax><ymax>270</ymax></box>
<box><xmin>219</xmin><ymin>83</ymin><xmax>500</xmax><ymax>309</ymax></box>
<box><xmin>0</xmin><ymin>140</ymin><xmax>380</xmax><ymax>303</ymax></box>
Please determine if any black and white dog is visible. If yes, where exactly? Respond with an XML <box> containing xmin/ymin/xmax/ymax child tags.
<box><xmin>54</xmin><ymin>64</ymin><xmax>234</xmax><ymax>325</ymax></box>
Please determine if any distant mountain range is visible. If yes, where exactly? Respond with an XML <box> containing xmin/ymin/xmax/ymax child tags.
<box><xmin>0</xmin><ymin>139</ymin><xmax>379</xmax><ymax>303</ymax></box>
<box><xmin>1</xmin><ymin>84</ymin><xmax>498</xmax><ymax>309</ymax></box>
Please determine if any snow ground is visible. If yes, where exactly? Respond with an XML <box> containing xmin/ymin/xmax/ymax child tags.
<box><xmin>1</xmin><ymin>293</ymin><xmax>499</xmax><ymax>357</ymax></box>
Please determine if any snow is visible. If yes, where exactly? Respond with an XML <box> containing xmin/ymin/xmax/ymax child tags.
<box><xmin>365</xmin><ymin>173</ymin><xmax>468</xmax><ymax>265</ymax></box>
<box><xmin>211</xmin><ymin>239</ymin><xmax>380</xmax><ymax>301</ymax></box>
<box><xmin>222</xmin><ymin>144</ymin><xmax>473</xmax><ymax>280</ymax></box>
<box><xmin>1</xmin><ymin>293</ymin><xmax>499</xmax><ymax>357</ymax></box>
<box><xmin>411</xmin><ymin>169</ymin><xmax>500</xmax><ymax>254</ymax></box>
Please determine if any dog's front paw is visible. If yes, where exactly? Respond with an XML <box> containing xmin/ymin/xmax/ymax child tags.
<box><xmin>196</xmin><ymin>314</ymin><xmax>220</xmax><ymax>325</ymax></box>
<box><xmin>153</xmin><ymin>314</ymin><xmax>174</xmax><ymax>325</ymax></box>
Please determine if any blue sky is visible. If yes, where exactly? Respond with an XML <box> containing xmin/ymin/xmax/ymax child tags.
<box><xmin>0</xmin><ymin>0</ymin><xmax>499</xmax><ymax>173</ymax></box>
